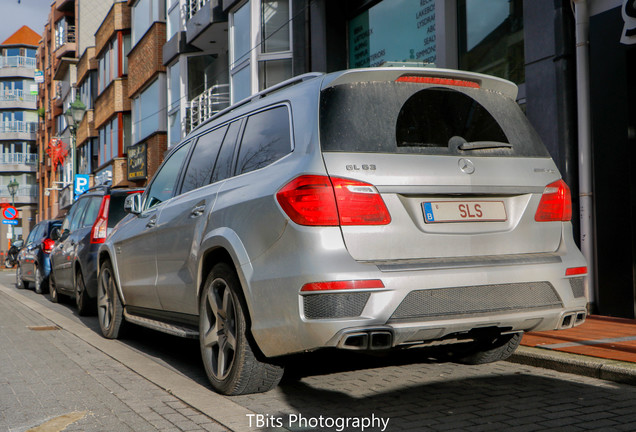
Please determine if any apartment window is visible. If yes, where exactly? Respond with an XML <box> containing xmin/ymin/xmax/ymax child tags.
<box><xmin>168</xmin><ymin>62</ymin><xmax>181</xmax><ymax>146</ymax></box>
<box><xmin>132</xmin><ymin>0</ymin><xmax>166</xmax><ymax>47</ymax></box>
<box><xmin>457</xmin><ymin>0</ymin><xmax>525</xmax><ymax>84</ymax></box>
<box><xmin>132</xmin><ymin>76</ymin><xmax>167</xmax><ymax>143</ymax></box>
<box><xmin>79</xmin><ymin>72</ymin><xmax>97</xmax><ymax>109</ymax></box>
<box><xmin>167</xmin><ymin>0</ymin><xmax>181</xmax><ymax>40</ymax></box>
<box><xmin>98</xmin><ymin>116</ymin><xmax>120</xmax><ymax>166</ymax></box>
<box><xmin>97</xmin><ymin>35</ymin><xmax>129</xmax><ymax>94</ymax></box>
<box><xmin>229</xmin><ymin>0</ymin><xmax>292</xmax><ymax>103</ymax></box>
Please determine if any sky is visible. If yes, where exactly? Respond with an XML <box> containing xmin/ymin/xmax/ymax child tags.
<box><xmin>0</xmin><ymin>0</ymin><xmax>50</xmax><ymax>45</ymax></box>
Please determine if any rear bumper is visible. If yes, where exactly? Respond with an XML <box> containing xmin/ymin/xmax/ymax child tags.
<box><xmin>243</xmin><ymin>226</ymin><xmax>588</xmax><ymax>358</ymax></box>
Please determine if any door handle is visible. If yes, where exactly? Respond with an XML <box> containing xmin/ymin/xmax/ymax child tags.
<box><xmin>146</xmin><ymin>215</ymin><xmax>157</xmax><ymax>228</ymax></box>
<box><xmin>190</xmin><ymin>205</ymin><xmax>206</xmax><ymax>218</ymax></box>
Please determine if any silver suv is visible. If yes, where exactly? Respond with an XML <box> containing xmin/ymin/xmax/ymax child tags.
<box><xmin>97</xmin><ymin>68</ymin><xmax>588</xmax><ymax>395</ymax></box>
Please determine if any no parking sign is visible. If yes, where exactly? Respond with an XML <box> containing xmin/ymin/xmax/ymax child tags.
<box><xmin>3</xmin><ymin>206</ymin><xmax>18</xmax><ymax>220</ymax></box>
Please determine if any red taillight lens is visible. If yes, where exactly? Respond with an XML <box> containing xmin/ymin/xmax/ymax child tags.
<box><xmin>276</xmin><ymin>175</ymin><xmax>391</xmax><ymax>226</ymax></box>
<box><xmin>535</xmin><ymin>179</ymin><xmax>572</xmax><ymax>222</ymax></box>
<box><xmin>42</xmin><ymin>238</ymin><xmax>55</xmax><ymax>253</ymax></box>
<box><xmin>276</xmin><ymin>175</ymin><xmax>339</xmax><ymax>226</ymax></box>
<box><xmin>330</xmin><ymin>177</ymin><xmax>391</xmax><ymax>225</ymax></box>
<box><xmin>91</xmin><ymin>195</ymin><xmax>110</xmax><ymax>244</ymax></box>
<box><xmin>301</xmin><ymin>279</ymin><xmax>385</xmax><ymax>292</ymax></box>
<box><xmin>396</xmin><ymin>75</ymin><xmax>481</xmax><ymax>88</ymax></box>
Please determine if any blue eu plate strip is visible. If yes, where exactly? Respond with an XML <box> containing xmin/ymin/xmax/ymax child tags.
<box><xmin>423</xmin><ymin>202</ymin><xmax>434</xmax><ymax>223</ymax></box>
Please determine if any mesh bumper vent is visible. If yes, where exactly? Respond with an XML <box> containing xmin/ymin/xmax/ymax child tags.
<box><xmin>303</xmin><ymin>292</ymin><xmax>370</xmax><ymax>319</ymax></box>
<box><xmin>569</xmin><ymin>277</ymin><xmax>586</xmax><ymax>298</ymax></box>
<box><xmin>390</xmin><ymin>281</ymin><xmax>562</xmax><ymax>322</ymax></box>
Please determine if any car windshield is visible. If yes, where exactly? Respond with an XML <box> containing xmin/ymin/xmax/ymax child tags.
<box><xmin>319</xmin><ymin>81</ymin><xmax>550</xmax><ymax>158</ymax></box>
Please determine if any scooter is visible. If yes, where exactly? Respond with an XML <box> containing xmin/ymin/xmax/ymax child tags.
<box><xmin>4</xmin><ymin>240</ymin><xmax>23</xmax><ymax>269</ymax></box>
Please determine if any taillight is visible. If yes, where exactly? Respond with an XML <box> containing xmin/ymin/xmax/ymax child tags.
<box><xmin>566</xmin><ymin>266</ymin><xmax>587</xmax><ymax>276</ymax></box>
<box><xmin>535</xmin><ymin>180</ymin><xmax>572</xmax><ymax>222</ymax></box>
<box><xmin>91</xmin><ymin>195</ymin><xmax>110</xmax><ymax>243</ymax></box>
<box><xmin>276</xmin><ymin>175</ymin><xmax>391</xmax><ymax>226</ymax></box>
<box><xmin>301</xmin><ymin>279</ymin><xmax>385</xmax><ymax>292</ymax></box>
<box><xmin>42</xmin><ymin>238</ymin><xmax>55</xmax><ymax>254</ymax></box>
<box><xmin>396</xmin><ymin>75</ymin><xmax>481</xmax><ymax>88</ymax></box>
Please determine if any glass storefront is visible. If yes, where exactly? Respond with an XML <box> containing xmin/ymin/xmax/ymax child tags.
<box><xmin>457</xmin><ymin>0</ymin><xmax>525</xmax><ymax>84</ymax></box>
<box><xmin>348</xmin><ymin>0</ymin><xmax>436</xmax><ymax>68</ymax></box>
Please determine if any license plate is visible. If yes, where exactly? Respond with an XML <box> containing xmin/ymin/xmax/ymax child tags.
<box><xmin>422</xmin><ymin>201</ymin><xmax>507</xmax><ymax>223</ymax></box>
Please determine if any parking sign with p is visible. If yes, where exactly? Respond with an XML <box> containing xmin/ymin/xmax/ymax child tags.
<box><xmin>74</xmin><ymin>174</ymin><xmax>90</xmax><ymax>198</ymax></box>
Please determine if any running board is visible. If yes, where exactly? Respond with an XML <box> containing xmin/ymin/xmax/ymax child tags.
<box><xmin>123</xmin><ymin>310</ymin><xmax>199</xmax><ymax>339</ymax></box>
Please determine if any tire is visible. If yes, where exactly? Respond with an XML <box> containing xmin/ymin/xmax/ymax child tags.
<box><xmin>15</xmin><ymin>265</ymin><xmax>25</xmax><ymax>289</ymax></box>
<box><xmin>75</xmin><ymin>270</ymin><xmax>95</xmax><ymax>316</ymax></box>
<box><xmin>49</xmin><ymin>271</ymin><xmax>59</xmax><ymax>303</ymax></box>
<box><xmin>199</xmin><ymin>262</ymin><xmax>284</xmax><ymax>395</ymax></box>
<box><xmin>5</xmin><ymin>258</ymin><xmax>13</xmax><ymax>269</ymax></box>
<box><xmin>456</xmin><ymin>333</ymin><xmax>522</xmax><ymax>365</ymax></box>
<box><xmin>98</xmin><ymin>259</ymin><xmax>125</xmax><ymax>339</ymax></box>
<box><xmin>34</xmin><ymin>266</ymin><xmax>45</xmax><ymax>294</ymax></box>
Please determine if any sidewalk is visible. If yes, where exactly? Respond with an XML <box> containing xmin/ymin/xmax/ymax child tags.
<box><xmin>510</xmin><ymin>315</ymin><xmax>636</xmax><ymax>384</ymax></box>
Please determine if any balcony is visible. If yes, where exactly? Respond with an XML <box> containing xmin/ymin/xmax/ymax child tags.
<box><xmin>189</xmin><ymin>84</ymin><xmax>230</xmax><ymax>130</ymax></box>
<box><xmin>0</xmin><ymin>153</ymin><xmax>38</xmax><ymax>173</ymax></box>
<box><xmin>55</xmin><ymin>24</ymin><xmax>76</xmax><ymax>59</ymax></box>
<box><xmin>0</xmin><ymin>90</ymin><xmax>37</xmax><ymax>110</ymax></box>
<box><xmin>0</xmin><ymin>185</ymin><xmax>38</xmax><ymax>205</ymax></box>
<box><xmin>0</xmin><ymin>121</ymin><xmax>38</xmax><ymax>141</ymax></box>
<box><xmin>0</xmin><ymin>56</ymin><xmax>36</xmax><ymax>78</ymax></box>
<box><xmin>186</xmin><ymin>0</ymin><xmax>227</xmax><ymax>53</ymax></box>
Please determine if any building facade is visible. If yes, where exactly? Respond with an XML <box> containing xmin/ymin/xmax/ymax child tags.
<box><xmin>32</xmin><ymin>0</ymin><xmax>636</xmax><ymax>318</ymax></box>
<box><xmin>0</xmin><ymin>26</ymin><xmax>40</xmax><ymax>251</ymax></box>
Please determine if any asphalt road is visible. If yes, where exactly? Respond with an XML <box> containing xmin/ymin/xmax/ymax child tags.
<box><xmin>2</xmin><ymin>271</ymin><xmax>636</xmax><ymax>432</ymax></box>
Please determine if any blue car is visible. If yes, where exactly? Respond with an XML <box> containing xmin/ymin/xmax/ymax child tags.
<box><xmin>16</xmin><ymin>219</ymin><xmax>63</xmax><ymax>294</ymax></box>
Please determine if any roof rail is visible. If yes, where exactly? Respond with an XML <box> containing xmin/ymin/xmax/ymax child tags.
<box><xmin>192</xmin><ymin>72</ymin><xmax>324</xmax><ymax>133</ymax></box>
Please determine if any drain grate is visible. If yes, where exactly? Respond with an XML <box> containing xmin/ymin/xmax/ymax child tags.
<box><xmin>27</xmin><ymin>325</ymin><xmax>60</xmax><ymax>331</ymax></box>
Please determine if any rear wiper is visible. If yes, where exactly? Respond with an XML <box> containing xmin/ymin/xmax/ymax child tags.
<box><xmin>448</xmin><ymin>136</ymin><xmax>512</xmax><ymax>151</ymax></box>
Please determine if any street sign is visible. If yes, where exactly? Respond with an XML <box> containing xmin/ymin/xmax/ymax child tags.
<box><xmin>3</xmin><ymin>206</ymin><xmax>18</xmax><ymax>220</ymax></box>
<box><xmin>2</xmin><ymin>220</ymin><xmax>18</xmax><ymax>225</ymax></box>
<box><xmin>74</xmin><ymin>174</ymin><xmax>90</xmax><ymax>197</ymax></box>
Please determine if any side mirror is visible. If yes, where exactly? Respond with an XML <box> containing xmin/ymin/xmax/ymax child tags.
<box><xmin>50</xmin><ymin>227</ymin><xmax>60</xmax><ymax>241</ymax></box>
<box><xmin>124</xmin><ymin>193</ymin><xmax>142</xmax><ymax>215</ymax></box>
<box><xmin>60</xmin><ymin>229</ymin><xmax>70</xmax><ymax>241</ymax></box>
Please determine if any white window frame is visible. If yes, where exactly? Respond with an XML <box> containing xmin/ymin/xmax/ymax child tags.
<box><xmin>229</xmin><ymin>0</ymin><xmax>293</xmax><ymax>103</ymax></box>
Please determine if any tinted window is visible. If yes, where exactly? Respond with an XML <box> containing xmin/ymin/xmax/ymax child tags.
<box><xmin>61</xmin><ymin>205</ymin><xmax>78</xmax><ymax>233</ymax></box>
<box><xmin>26</xmin><ymin>224</ymin><xmax>42</xmax><ymax>245</ymax></box>
<box><xmin>109</xmin><ymin>192</ymin><xmax>134</xmax><ymax>228</ymax></box>
<box><xmin>235</xmin><ymin>106</ymin><xmax>292</xmax><ymax>175</ymax></box>
<box><xmin>69</xmin><ymin>198</ymin><xmax>91</xmax><ymax>231</ymax></box>
<box><xmin>182</xmin><ymin>126</ymin><xmax>228</xmax><ymax>194</ymax></box>
<box><xmin>80</xmin><ymin>197</ymin><xmax>103</xmax><ymax>228</ymax></box>
<box><xmin>144</xmin><ymin>142</ymin><xmax>191</xmax><ymax>210</ymax></box>
<box><xmin>211</xmin><ymin>121</ymin><xmax>241</xmax><ymax>183</ymax></box>
<box><xmin>320</xmin><ymin>81</ymin><xmax>549</xmax><ymax>157</ymax></box>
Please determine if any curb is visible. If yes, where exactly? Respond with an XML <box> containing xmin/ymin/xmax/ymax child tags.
<box><xmin>509</xmin><ymin>345</ymin><xmax>636</xmax><ymax>385</ymax></box>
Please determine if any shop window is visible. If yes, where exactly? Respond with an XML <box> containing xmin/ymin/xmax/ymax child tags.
<box><xmin>457</xmin><ymin>0</ymin><xmax>525</xmax><ymax>84</ymax></box>
<box><xmin>348</xmin><ymin>0</ymin><xmax>436</xmax><ymax>68</ymax></box>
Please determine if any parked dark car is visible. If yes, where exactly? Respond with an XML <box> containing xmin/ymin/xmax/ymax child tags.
<box><xmin>50</xmin><ymin>185</ymin><xmax>143</xmax><ymax>315</ymax></box>
<box><xmin>16</xmin><ymin>219</ymin><xmax>62</xmax><ymax>294</ymax></box>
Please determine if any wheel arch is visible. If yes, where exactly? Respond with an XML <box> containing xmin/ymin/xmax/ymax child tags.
<box><xmin>97</xmin><ymin>249</ymin><xmax>126</xmax><ymax>305</ymax></box>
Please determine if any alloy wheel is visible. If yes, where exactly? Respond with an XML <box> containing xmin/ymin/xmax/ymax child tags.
<box><xmin>98</xmin><ymin>266</ymin><xmax>114</xmax><ymax>331</ymax></box>
<box><xmin>201</xmin><ymin>278</ymin><xmax>237</xmax><ymax>381</ymax></box>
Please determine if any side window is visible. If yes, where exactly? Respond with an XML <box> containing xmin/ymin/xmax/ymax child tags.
<box><xmin>69</xmin><ymin>198</ymin><xmax>90</xmax><ymax>232</ymax></box>
<box><xmin>26</xmin><ymin>225</ymin><xmax>40</xmax><ymax>245</ymax></box>
<box><xmin>235</xmin><ymin>106</ymin><xmax>292</xmax><ymax>175</ymax></box>
<box><xmin>144</xmin><ymin>142</ymin><xmax>192</xmax><ymax>210</ymax></box>
<box><xmin>80</xmin><ymin>197</ymin><xmax>103</xmax><ymax>228</ymax></box>
<box><xmin>61</xmin><ymin>203</ymin><xmax>79</xmax><ymax>232</ymax></box>
<box><xmin>181</xmin><ymin>125</ymin><xmax>228</xmax><ymax>194</ymax></box>
<box><xmin>211</xmin><ymin>120</ymin><xmax>241</xmax><ymax>184</ymax></box>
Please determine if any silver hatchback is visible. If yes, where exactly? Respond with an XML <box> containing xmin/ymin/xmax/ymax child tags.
<box><xmin>97</xmin><ymin>67</ymin><xmax>588</xmax><ymax>395</ymax></box>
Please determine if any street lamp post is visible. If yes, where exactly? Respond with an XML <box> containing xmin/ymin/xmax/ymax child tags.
<box><xmin>63</xmin><ymin>94</ymin><xmax>86</xmax><ymax>202</ymax></box>
<box><xmin>7</xmin><ymin>178</ymin><xmax>19</xmax><ymax>247</ymax></box>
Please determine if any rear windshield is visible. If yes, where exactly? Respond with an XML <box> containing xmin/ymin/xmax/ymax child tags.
<box><xmin>319</xmin><ymin>81</ymin><xmax>550</xmax><ymax>158</ymax></box>
<box><xmin>108</xmin><ymin>193</ymin><xmax>130</xmax><ymax>228</ymax></box>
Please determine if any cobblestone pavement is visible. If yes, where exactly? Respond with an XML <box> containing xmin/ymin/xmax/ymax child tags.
<box><xmin>2</xmin><ymin>272</ymin><xmax>636</xmax><ymax>432</ymax></box>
